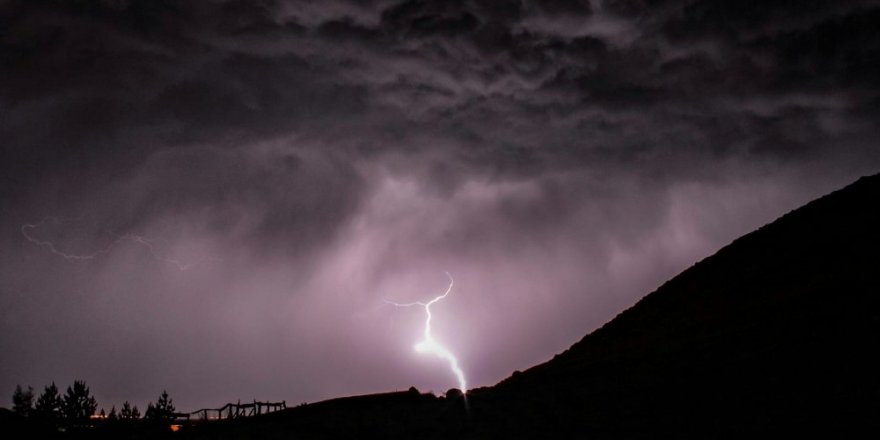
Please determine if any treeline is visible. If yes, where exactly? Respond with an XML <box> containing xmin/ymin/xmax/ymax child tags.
<box><xmin>11</xmin><ymin>380</ymin><xmax>178</xmax><ymax>424</ymax></box>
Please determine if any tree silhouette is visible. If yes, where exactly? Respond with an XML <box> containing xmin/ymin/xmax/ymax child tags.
<box><xmin>108</xmin><ymin>405</ymin><xmax>118</xmax><ymax>421</ymax></box>
<box><xmin>12</xmin><ymin>384</ymin><xmax>34</xmax><ymax>416</ymax></box>
<box><xmin>119</xmin><ymin>401</ymin><xmax>140</xmax><ymax>420</ymax></box>
<box><xmin>34</xmin><ymin>382</ymin><xmax>62</xmax><ymax>420</ymax></box>
<box><xmin>145</xmin><ymin>390</ymin><xmax>175</xmax><ymax>421</ymax></box>
<box><xmin>61</xmin><ymin>380</ymin><xmax>97</xmax><ymax>421</ymax></box>
<box><xmin>145</xmin><ymin>402</ymin><xmax>155</xmax><ymax>419</ymax></box>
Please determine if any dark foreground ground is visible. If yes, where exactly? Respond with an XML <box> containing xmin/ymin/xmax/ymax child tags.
<box><xmin>4</xmin><ymin>173</ymin><xmax>880</xmax><ymax>438</ymax></box>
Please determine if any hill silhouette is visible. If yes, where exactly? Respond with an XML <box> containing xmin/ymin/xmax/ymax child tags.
<box><xmin>488</xmin><ymin>172</ymin><xmax>880</xmax><ymax>437</ymax></box>
<box><xmin>181</xmin><ymin>173</ymin><xmax>880</xmax><ymax>439</ymax></box>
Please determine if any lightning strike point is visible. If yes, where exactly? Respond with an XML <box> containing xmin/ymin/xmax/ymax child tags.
<box><xmin>386</xmin><ymin>272</ymin><xmax>467</xmax><ymax>394</ymax></box>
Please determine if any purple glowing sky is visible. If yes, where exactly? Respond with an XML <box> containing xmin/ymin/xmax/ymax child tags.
<box><xmin>2</xmin><ymin>0</ymin><xmax>879</xmax><ymax>412</ymax></box>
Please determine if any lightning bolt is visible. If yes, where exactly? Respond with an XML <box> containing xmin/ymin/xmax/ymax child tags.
<box><xmin>21</xmin><ymin>216</ymin><xmax>196</xmax><ymax>271</ymax></box>
<box><xmin>386</xmin><ymin>272</ymin><xmax>467</xmax><ymax>393</ymax></box>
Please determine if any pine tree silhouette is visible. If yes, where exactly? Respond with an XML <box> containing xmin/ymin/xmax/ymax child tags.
<box><xmin>120</xmin><ymin>401</ymin><xmax>141</xmax><ymax>420</ymax></box>
<box><xmin>12</xmin><ymin>384</ymin><xmax>34</xmax><ymax>416</ymax></box>
<box><xmin>145</xmin><ymin>390</ymin><xmax>176</xmax><ymax>421</ymax></box>
<box><xmin>34</xmin><ymin>382</ymin><xmax>62</xmax><ymax>420</ymax></box>
<box><xmin>61</xmin><ymin>380</ymin><xmax>98</xmax><ymax>421</ymax></box>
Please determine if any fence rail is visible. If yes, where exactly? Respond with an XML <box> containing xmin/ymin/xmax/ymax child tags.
<box><xmin>185</xmin><ymin>400</ymin><xmax>287</xmax><ymax>421</ymax></box>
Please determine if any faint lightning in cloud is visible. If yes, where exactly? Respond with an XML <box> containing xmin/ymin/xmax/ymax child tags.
<box><xmin>386</xmin><ymin>272</ymin><xmax>467</xmax><ymax>393</ymax></box>
<box><xmin>21</xmin><ymin>216</ymin><xmax>195</xmax><ymax>270</ymax></box>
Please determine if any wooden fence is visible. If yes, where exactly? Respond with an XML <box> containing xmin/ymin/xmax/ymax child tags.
<box><xmin>185</xmin><ymin>400</ymin><xmax>287</xmax><ymax>421</ymax></box>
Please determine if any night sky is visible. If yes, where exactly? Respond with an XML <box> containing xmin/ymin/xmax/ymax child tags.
<box><xmin>2</xmin><ymin>0</ymin><xmax>879</xmax><ymax>412</ymax></box>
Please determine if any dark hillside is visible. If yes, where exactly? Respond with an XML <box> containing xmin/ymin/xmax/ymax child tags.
<box><xmin>493</xmin><ymin>173</ymin><xmax>880</xmax><ymax>437</ymax></box>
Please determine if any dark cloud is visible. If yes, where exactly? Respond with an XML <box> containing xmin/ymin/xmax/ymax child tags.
<box><xmin>1</xmin><ymin>0</ymin><xmax>879</xmax><ymax>410</ymax></box>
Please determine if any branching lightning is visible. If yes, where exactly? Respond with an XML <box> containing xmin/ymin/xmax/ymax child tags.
<box><xmin>21</xmin><ymin>216</ymin><xmax>195</xmax><ymax>270</ymax></box>
<box><xmin>386</xmin><ymin>272</ymin><xmax>467</xmax><ymax>393</ymax></box>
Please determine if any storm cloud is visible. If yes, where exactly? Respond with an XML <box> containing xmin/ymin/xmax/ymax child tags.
<box><xmin>2</xmin><ymin>0</ymin><xmax>879</xmax><ymax>410</ymax></box>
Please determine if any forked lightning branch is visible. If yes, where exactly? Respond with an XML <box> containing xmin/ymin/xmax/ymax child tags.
<box><xmin>386</xmin><ymin>272</ymin><xmax>467</xmax><ymax>393</ymax></box>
